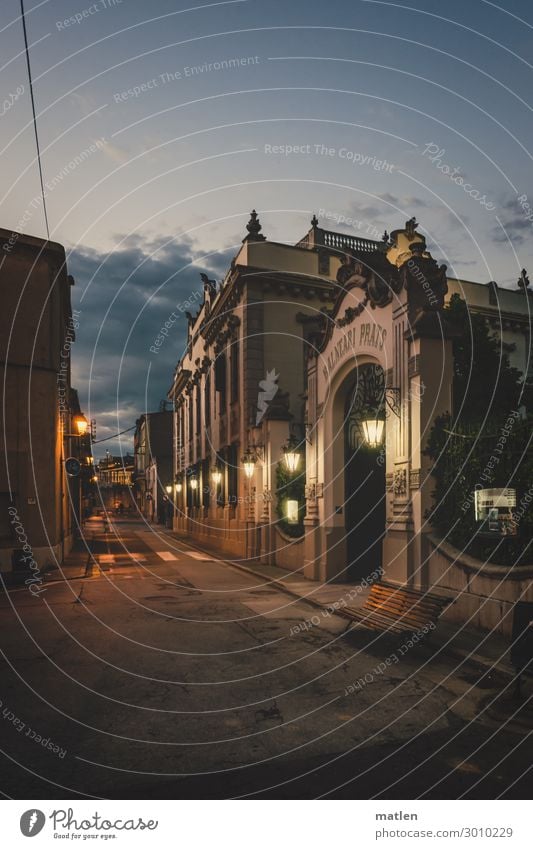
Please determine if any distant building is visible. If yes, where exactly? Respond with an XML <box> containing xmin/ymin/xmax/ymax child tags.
<box><xmin>133</xmin><ymin>412</ymin><xmax>173</xmax><ymax>523</ymax></box>
<box><xmin>0</xmin><ymin>228</ymin><xmax>89</xmax><ymax>574</ymax></box>
<box><xmin>95</xmin><ymin>452</ymin><xmax>135</xmax><ymax>512</ymax></box>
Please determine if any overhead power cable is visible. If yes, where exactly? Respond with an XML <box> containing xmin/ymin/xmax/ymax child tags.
<box><xmin>20</xmin><ymin>0</ymin><xmax>50</xmax><ymax>239</ymax></box>
<box><xmin>92</xmin><ymin>425</ymin><xmax>136</xmax><ymax>444</ymax></box>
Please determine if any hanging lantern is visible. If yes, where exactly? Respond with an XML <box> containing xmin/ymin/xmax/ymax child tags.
<box><xmin>73</xmin><ymin>414</ymin><xmax>88</xmax><ymax>436</ymax></box>
<box><xmin>241</xmin><ymin>450</ymin><xmax>256</xmax><ymax>479</ymax></box>
<box><xmin>361</xmin><ymin>417</ymin><xmax>385</xmax><ymax>448</ymax></box>
<box><xmin>211</xmin><ymin>467</ymin><xmax>222</xmax><ymax>485</ymax></box>
<box><xmin>282</xmin><ymin>438</ymin><xmax>302</xmax><ymax>473</ymax></box>
<box><xmin>165</xmin><ymin>485</ymin><xmax>172</xmax><ymax>494</ymax></box>
<box><xmin>175</xmin><ymin>482</ymin><xmax>182</xmax><ymax>494</ymax></box>
<box><xmin>189</xmin><ymin>476</ymin><xmax>198</xmax><ymax>491</ymax></box>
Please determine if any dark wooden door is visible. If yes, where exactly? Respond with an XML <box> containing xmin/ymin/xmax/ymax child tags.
<box><xmin>344</xmin><ymin>365</ymin><xmax>386</xmax><ymax>581</ymax></box>
<box><xmin>344</xmin><ymin>444</ymin><xmax>385</xmax><ymax>581</ymax></box>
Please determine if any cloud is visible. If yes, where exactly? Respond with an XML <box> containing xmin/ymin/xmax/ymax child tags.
<box><xmin>68</xmin><ymin>234</ymin><xmax>229</xmax><ymax>457</ymax></box>
<box><xmin>404</xmin><ymin>196</ymin><xmax>429</xmax><ymax>209</ymax></box>
<box><xmin>492</xmin><ymin>195</ymin><xmax>533</xmax><ymax>245</ymax></box>
<box><xmin>492</xmin><ymin>217</ymin><xmax>530</xmax><ymax>245</ymax></box>
<box><xmin>378</xmin><ymin>192</ymin><xmax>400</xmax><ymax>206</ymax></box>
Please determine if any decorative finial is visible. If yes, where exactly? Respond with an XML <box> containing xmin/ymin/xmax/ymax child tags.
<box><xmin>311</xmin><ymin>214</ymin><xmax>319</xmax><ymax>228</ymax></box>
<box><xmin>518</xmin><ymin>268</ymin><xmax>530</xmax><ymax>290</ymax></box>
<box><xmin>405</xmin><ymin>216</ymin><xmax>418</xmax><ymax>239</ymax></box>
<box><xmin>200</xmin><ymin>273</ymin><xmax>217</xmax><ymax>297</ymax></box>
<box><xmin>243</xmin><ymin>209</ymin><xmax>266</xmax><ymax>242</ymax></box>
<box><xmin>382</xmin><ymin>230</ymin><xmax>389</xmax><ymax>243</ymax></box>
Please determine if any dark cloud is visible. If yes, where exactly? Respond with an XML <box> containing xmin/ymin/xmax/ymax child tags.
<box><xmin>492</xmin><ymin>195</ymin><xmax>533</xmax><ymax>246</ymax></box>
<box><xmin>68</xmin><ymin>235</ymin><xmax>231</xmax><ymax>457</ymax></box>
<box><xmin>492</xmin><ymin>217</ymin><xmax>530</xmax><ymax>245</ymax></box>
<box><xmin>378</xmin><ymin>192</ymin><xmax>400</xmax><ymax>206</ymax></box>
<box><xmin>404</xmin><ymin>197</ymin><xmax>429</xmax><ymax>209</ymax></box>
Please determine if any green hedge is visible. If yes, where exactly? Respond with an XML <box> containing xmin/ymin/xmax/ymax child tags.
<box><xmin>425</xmin><ymin>294</ymin><xmax>532</xmax><ymax>566</ymax></box>
<box><xmin>425</xmin><ymin>413</ymin><xmax>533</xmax><ymax>565</ymax></box>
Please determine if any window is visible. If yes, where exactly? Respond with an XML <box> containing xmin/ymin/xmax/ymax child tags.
<box><xmin>230</xmin><ymin>338</ymin><xmax>239</xmax><ymax>403</ymax></box>
<box><xmin>188</xmin><ymin>395</ymin><xmax>193</xmax><ymax>444</ymax></box>
<box><xmin>196</xmin><ymin>384</ymin><xmax>202</xmax><ymax>435</ymax></box>
<box><xmin>204</xmin><ymin>372</ymin><xmax>211</xmax><ymax>423</ymax></box>
<box><xmin>0</xmin><ymin>494</ymin><xmax>14</xmax><ymax>539</ymax></box>
<box><xmin>202</xmin><ymin>459</ymin><xmax>210</xmax><ymax>509</ymax></box>
<box><xmin>227</xmin><ymin>444</ymin><xmax>238</xmax><ymax>508</ymax></box>
<box><xmin>215</xmin><ymin>352</ymin><xmax>227</xmax><ymax>415</ymax></box>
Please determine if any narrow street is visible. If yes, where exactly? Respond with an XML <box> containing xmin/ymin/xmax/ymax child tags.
<box><xmin>0</xmin><ymin>516</ymin><xmax>530</xmax><ymax>800</ymax></box>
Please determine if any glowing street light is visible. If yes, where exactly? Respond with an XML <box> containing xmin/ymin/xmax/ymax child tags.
<box><xmin>241</xmin><ymin>450</ymin><xmax>256</xmax><ymax>479</ymax></box>
<box><xmin>73</xmin><ymin>414</ymin><xmax>88</xmax><ymax>437</ymax></box>
<box><xmin>361</xmin><ymin>417</ymin><xmax>385</xmax><ymax>448</ymax></box>
<box><xmin>282</xmin><ymin>438</ymin><xmax>302</xmax><ymax>474</ymax></box>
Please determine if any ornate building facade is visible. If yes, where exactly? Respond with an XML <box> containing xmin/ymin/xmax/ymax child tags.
<box><xmin>169</xmin><ymin>212</ymin><xmax>532</xmax><ymax>633</ymax></box>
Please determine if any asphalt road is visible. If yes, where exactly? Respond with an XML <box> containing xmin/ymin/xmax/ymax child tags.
<box><xmin>0</xmin><ymin>517</ymin><xmax>531</xmax><ymax>799</ymax></box>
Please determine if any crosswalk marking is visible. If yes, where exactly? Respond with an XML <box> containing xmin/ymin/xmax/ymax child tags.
<box><xmin>183</xmin><ymin>550</ymin><xmax>215</xmax><ymax>561</ymax></box>
<box><xmin>156</xmin><ymin>550</ymin><xmax>179</xmax><ymax>561</ymax></box>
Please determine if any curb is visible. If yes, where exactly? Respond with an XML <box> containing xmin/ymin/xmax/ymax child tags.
<box><xmin>165</xmin><ymin>530</ymin><xmax>517</xmax><ymax>680</ymax></box>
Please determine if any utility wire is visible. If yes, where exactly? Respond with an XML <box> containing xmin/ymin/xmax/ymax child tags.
<box><xmin>20</xmin><ymin>0</ymin><xmax>50</xmax><ymax>239</ymax></box>
<box><xmin>92</xmin><ymin>425</ymin><xmax>136</xmax><ymax>444</ymax></box>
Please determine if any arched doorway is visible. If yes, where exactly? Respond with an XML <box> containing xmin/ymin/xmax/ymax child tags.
<box><xmin>344</xmin><ymin>364</ymin><xmax>386</xmax><ymax>581</ymax></box>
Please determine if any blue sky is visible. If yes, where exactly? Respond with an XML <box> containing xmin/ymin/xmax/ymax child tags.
<box><xmin>2</xmin><ymin>0</ymin><xmax>532</xmax><ymax>453</ymax></box>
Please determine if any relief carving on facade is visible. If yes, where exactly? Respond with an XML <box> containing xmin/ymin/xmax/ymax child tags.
<box><xmin>392</xmin><ymin>468</ymin><xmax>408</xmax><ymax>497</ymax></box>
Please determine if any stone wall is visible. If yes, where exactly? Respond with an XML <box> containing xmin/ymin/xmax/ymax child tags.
<box><xmin>427</xmin><ymin>535</ymin><xmax>533</xmax><ymax>637</ymax></box>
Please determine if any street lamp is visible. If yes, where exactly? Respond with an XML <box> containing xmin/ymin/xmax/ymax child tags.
<box><xmin>361</xmin><ymin>416</ymin><xmax>385</xmax><ymax>448</ymax></box>
<box><xmin>282</xmin><ymin>438</ymin><xmax>302</xmax><ymax>474</ymax></box>
<box><xmin>175</xmin><ymin>482</ymin><xmax>182</xmax><ymax>494</ymax></box>
<box><xmin>241</xmin><ymin>450</ymin><xmax>256</xmax><ymax>479</ymax></box>
<box><xmin>189</xmin><ymin>476</ymin><xmax>198</xmax><ymax>491</ymax></box>
<box><xmin>73</xmin><ymin>414</ymin><xmax>89</xmax><ymax>436</ymax></box>
<box><xmin>165</xmin><ymin>485</ymin><xmax>172</xmax><ymax>495</ymax></box>
<box><xmin>211</xmin><ymin>467</ymin><xmax>222</xmax><ymax>486</ymax></box>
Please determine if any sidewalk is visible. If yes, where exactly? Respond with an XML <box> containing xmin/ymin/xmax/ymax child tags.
<box><xmin>166</xmin><ymin>529</ymin><xmax>516</xmax><ymax>679</ymax></box>
<box><xmin>1</xmin><ymin>517</ymin><xmax>109</xmax><ymax>589</ymax></box>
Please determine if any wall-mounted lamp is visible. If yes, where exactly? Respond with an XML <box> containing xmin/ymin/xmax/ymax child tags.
<box><xmin>361</xmin><ymin>417</ymin><xmax>385</xmax><ymax>448</ymax></box>
<box><xmin>282</xmin><ymin>437</ymin><xmax>302</xmax><ymax>474</ymax></box>
<box><xmin>241</xmin><ymin>450</ymin><xmax>256</xmax><ymax>479</ymax></box>
<box><xmin>73</xmin><ymin>415</ymin><xmax>89</xmax><ymax>436</ymax></box>
<box><xmin>211</xmin><ymin>468</ymin><xmax>222</xmax><ymax>485</ymax></box>
<box><xmin>63</xmin><ymin>414</ymin><xmax>89</xmax><ymax>438</ymax></box>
